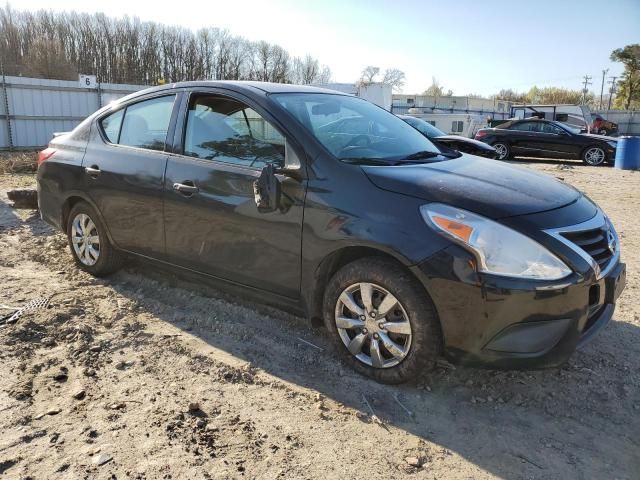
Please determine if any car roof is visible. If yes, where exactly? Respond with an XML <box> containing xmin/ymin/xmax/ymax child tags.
<box><xmin>516</xmin><ymin>118</ymin><xmax>551</xmax><ymax>122</ymax></box>
<box><xmin>120</xmin><ymin>80</ymin><xmax>347</xmax><ymax>102</ymax></box>
<box><xmin>495</xmin><ymin>118</ymin><xmax>558</xmax><ymax>129</ymax></box>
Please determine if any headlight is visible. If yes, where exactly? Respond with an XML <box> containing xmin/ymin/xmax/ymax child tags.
<box><xmin>421</xmin><ymin>203</ymin><xmax>572</xmax><ymax>280</ymax></box>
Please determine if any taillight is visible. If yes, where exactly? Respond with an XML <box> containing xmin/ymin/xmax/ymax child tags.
<box><xmin>37</xmin><ymin>148</ymin><xmax>56</xmax><ymax>167</ymax></box>
<box><xmin>475</xmin><ymin>130</ymin><xmax>488</xmax><ymax>140</ymax></box>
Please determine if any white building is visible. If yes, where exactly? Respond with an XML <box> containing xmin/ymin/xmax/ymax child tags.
<box><xmin>313</xmin><ymin>82</ymin><xmax>393</xmax><ymax>111</ymax></box>
<box><xmin>393</xmin><ymin>94</ymin><xmax>512</xmax><ymax>119</ymax></box>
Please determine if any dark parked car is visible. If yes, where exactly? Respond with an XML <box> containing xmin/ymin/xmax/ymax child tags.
<box><xmin>475</xmin><ymin>118</ymin><xmax>617</xmax><ymax>165</ymax></box>
<box><xmin>37</xmin><ymin>82</ymin><xmax>625</xmax><ymax>383</ymax></box>
<box><xmin>398</xmin><ymin>115</ymin><xmax>497</xmax><ymax>158</ymax></box>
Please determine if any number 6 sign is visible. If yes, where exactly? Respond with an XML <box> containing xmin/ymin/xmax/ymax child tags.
<box><xmin>79</xmin><ymin>74</ymin><xmax>97</xmax><ymax>89</ymax></box>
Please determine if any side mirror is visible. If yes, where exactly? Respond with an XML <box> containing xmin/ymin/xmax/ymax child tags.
<box><xmin>253</xmin><ymin>163</ymin><xmax>281</xmax><ymax>213</ymax></box>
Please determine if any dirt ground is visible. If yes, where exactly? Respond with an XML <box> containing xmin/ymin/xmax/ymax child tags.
<box><xmin>0</xmin><ymin>158</ymin><xmax>638</xmax><ymax>480</ymax></box>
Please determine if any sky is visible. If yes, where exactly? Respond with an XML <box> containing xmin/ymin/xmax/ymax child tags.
<box><xmin>14</xmin><ymin>0</ymin><xmax>640</xmax><ymax>96</ymax></box>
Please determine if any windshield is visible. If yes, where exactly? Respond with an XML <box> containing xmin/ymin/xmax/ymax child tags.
<box><xmin>401</xmin><ymin>116</ymin><xmax>446</xmax><ymax>138</ymax></box>
<box><xmin>273</xmin><ymin>93</ymin><xmax>441</xmax><ymax>162</ymax></box>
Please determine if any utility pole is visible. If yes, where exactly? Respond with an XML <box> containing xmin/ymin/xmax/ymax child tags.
<box><xmin>607</xmin><ymin>76</ymin><xmax>618</xmax><ymax>114</ymax></box>
<box><xmin>599</xmin><ymin>69</ymin><xmax>608</xmax><ymax>110</ymax></box>
<box><xmin>581</xmin><ymin>75</ymin><xmax>592</xmax><ymax>105</ymax></box>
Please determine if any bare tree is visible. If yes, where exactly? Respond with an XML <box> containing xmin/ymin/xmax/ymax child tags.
<box><xmin>381</xmin><ymin>68</ymin><xmax>405</xmax><ymax>92</ymax></box>
<box><xmin>291</xmin><ymin>55</ymin><xmax>319</xmax><ymax>84</ymax></box>
<box><xmin>360</xmin><ymin>65</ymin><xmax>380</xmax><ymax>83</ymax></box>
<box><xmin>0</xmin><ymin>6</ymin><xmax>328</xmax><ymax>86</ymax></box>
<box><xmin>317</xmin><ymin>65</ymin><xmax>332</xmax><ymax>84</ymax></box>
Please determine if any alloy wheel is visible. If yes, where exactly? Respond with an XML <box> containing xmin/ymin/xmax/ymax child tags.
<box><xmin>493</xmin><ymin>143</ymin><xmax>508</xmax><ymax>160</ymax></box>
<box><xmin>334</xmin><ymin>282</ymin><xmax>412</xmax><ymax>368</ymax></box>
<box><xmin>71</xmin><ymin>213</ymin><xmax>100</xmax><ymax>266</ymax></box>
<box><xmin>584</xmin><ymin>147</ymin><xmax>605</xmax><ymax>166</ymax></box>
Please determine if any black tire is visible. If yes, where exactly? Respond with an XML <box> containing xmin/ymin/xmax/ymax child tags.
<box><xmin>323</xmin><ymin>257</ymin><xmax>442</xmax><ymax>384</ymax></box>
<box><xmin>492</xmin><ymin>142</ymin><xmax>511</xmax><ymax>160</ymax></box>
<box><xmin>66</xmin><ymin>202</ymin><xmax>124</xmax><ymax>276</ymax></box>
<box><xmin>581</xmin><ymin>145</ymin><xmax>607</xmax><ymax>166</ymax></box>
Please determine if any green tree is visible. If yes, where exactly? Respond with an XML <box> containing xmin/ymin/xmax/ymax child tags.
<box><xmin>423</xmin><ymin>77</ymin><xmax>450</xmax><ymax>96</ymax></box>
<box><xmin>610</xmin><ymin>44</ymin><xmax>640</xmax><ymax>109</ymax></box>
<box><xmin>526</xmin><ymin>86</ymin><xmax>586</xmax><ymax>104</ymax></box>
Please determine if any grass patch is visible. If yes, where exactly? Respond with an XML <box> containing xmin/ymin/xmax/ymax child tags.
<box><xmin>0</xmin><ymin>151</ymin><xmax>38</xmax><ymax>174</ymax></box>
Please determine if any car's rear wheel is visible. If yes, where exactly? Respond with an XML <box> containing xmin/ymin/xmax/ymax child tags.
<box><xmin>582</xmin><ymin>146</ymin><xmax>606</xmax><ymax>166</ymax></box>
<box><xmin>492</xmin><ymin>142</ymin><xmax>510</xmax><ymax>160</ymax></box>
<box><xmin>67</xmin><ymin>202</ymin><xmax>124</xmax><ymax>276</ymax></box>
<box><xmin>323</xmin><ymin>257</ymin><xmax>442</xmax><ymax>384</ymax></box>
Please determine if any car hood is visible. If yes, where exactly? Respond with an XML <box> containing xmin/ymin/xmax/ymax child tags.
<box><xmin>435</xmin><ymin>135</ymin><xmax>496</xmax><ymax>150</ymax></box>
<box><xmin>581</xmin><ymin>133</ymin><xmax>617</xmax><ymax>142</ymax></box>
<box><xmin>362</xmin><ymin>155</ymin><xmax>581</xmax><ymax>219</ymax></box>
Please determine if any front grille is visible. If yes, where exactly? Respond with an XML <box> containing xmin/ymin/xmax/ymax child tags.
<box><xmin>561</xmin><ymin>227</ymin><xmax>614</xmax><ymax>271</ymax></box>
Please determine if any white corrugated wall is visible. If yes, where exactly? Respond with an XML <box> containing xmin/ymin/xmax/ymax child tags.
<box><xmin>0</xmin><ymin>76</ymin><xmax>144</xmax><ymax>149</ymax></box>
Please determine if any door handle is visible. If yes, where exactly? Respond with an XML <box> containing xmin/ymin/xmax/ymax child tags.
<box><xmin>85</xmin><ymin>166</ymin><xmax>101</xmax><ymax>177</ymax></box>
<box><xmin>173</xmin><ymin>181</ymin><xmax>199</xmax><ymax>195</ymax></box>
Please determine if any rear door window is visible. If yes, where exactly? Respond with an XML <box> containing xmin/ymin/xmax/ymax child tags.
<box><xmin>99</xmin><ymin>96</ymin><xmax>176</xmax><ymax>150</ymax></box>
<box><xmin>100</xmin><ymin>109</ymin><xmax>124</xmax><ymax>143</ymax></box>
<box><xmin>118</xmin><ymin>95</ymin><xmax>176</xmax><ymax>151</ymax></box>
<box><xmin>510</xmin><ymin>121</ymin><xmax>539</xmax><ymax>132</ymax></box>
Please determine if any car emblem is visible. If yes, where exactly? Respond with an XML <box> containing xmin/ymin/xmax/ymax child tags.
<box><xmin>607</xmin><ymin>229</ymin><xmax>616</xmax><ymax>255</ymax></box>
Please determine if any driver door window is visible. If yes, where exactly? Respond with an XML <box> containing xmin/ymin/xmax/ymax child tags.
<box><xmin>183</xmin><ymin>95</ymin><xmax>285</xmax><ymax>168</ymax></box>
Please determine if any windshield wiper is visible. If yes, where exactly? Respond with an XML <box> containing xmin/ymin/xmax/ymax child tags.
<box><xmin>341</xmin><ymin>151</ymin><xmax>460</xmax><ymax>166</ymax></box>
<box><xmin>402</xmin><ymin>150</ymin><xmax>460</xmax><ymax>160</ymax></box>
<box><xmin>340</xmin><ymin>157</ymin><xmax>399</xmax><ymax>166</ymax></box>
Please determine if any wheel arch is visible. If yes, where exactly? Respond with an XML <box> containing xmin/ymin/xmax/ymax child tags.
<box><xmin>305</xmin><ymin>245</ymin><xmax>428</xmax><ymax>327</ymax></box>
<box><xmin>61</xmin><ymin>192</ymin><xmax>117</xmax><ymax>245</ymax></box>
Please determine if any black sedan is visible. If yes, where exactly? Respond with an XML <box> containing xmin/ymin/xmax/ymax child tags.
<box><xmin>475</xmin><ymin>118</ymin><xmax>617</xmax><ymax>166</ymax></box>
<box><xmin>37</xmin><ymin>82</ymin><xmax>625</xmax><ymax>383</ymax></box>
<box><xmin>398</xmin><ymin>115</ymin><xmax>497</xmax><ymax>158</ymax></box>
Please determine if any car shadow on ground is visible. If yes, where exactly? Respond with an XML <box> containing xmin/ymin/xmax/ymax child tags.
<box><xmin>0</xmin><ymin>198</ymin><xmax>51</xmax><ymax>237</ymax></box>
<box><xmin>106</xmin><ymin>258</ymin><xmax>639</xmax><ymax>479</ymax></box>
<box><xmin>1</xmin><ymin>196</ymin><xmax>637</xmax><ymax>478</ymax></box>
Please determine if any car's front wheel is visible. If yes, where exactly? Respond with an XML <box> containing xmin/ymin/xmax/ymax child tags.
<box><xmin>492</xmin><ymin>142</ymin><xmax>510</xmax><ymax>160</ymax></box>
<box><xmin>582</xmin><ymin>146</ymin><xmax>607</xmax><ymax>166</ymax></box>
<box><xmin>323</xmin><ymin>257</ymin><xmax>442</xmax><ymax>384</ymax></box>
<box><xmin>67</xmin><ymin>202</ymin><xmax>124</xmax><ymax>276</ymax></box>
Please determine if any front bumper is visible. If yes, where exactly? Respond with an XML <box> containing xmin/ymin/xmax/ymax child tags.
<box><xmin>412</xmin><ymin>245</ymin><xmax>626</xmax><ymax>369</ymax></box>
